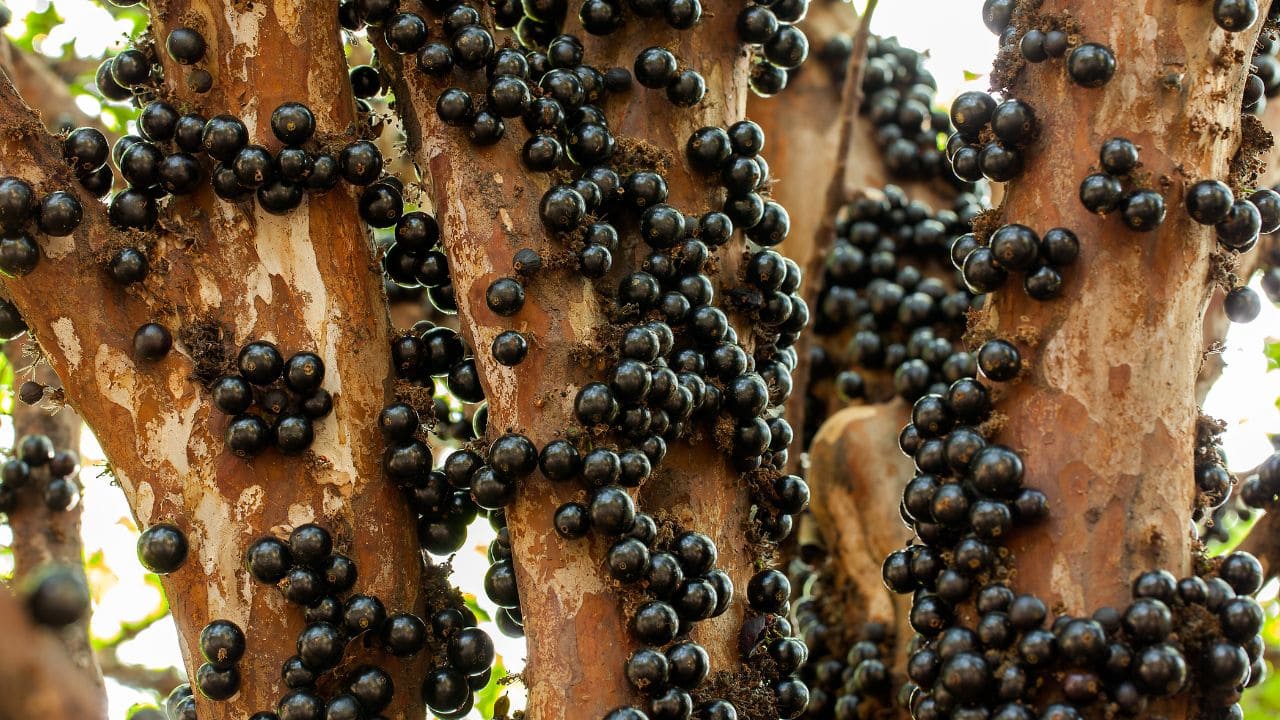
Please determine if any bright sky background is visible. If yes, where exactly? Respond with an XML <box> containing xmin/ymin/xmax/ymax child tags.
<box><xmin>4</xmin><ymin>0</ymin><xmax>1280</xmax><ymax>717</ymax></box>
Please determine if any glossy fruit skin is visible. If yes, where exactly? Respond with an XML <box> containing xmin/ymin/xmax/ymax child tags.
<box><xmin>275</xmin><ymin>415</ymin><xmax>315</xmax><ymax>454</ymax></box>
<box><xmin>950</xmin><ymin>91</ymin><xmax>996</xmax><ymax>140</ymax></box>
<box><xmin>1186</xmin><ymin>180</ymin><xmax>1235</xmax><ymax>224</ymax></box>
<box><xmin>245</xmin><ymin>536</ymin><xmax>292</xmax><ymax>583</ymax></box>
<box><xmin>1214</xmin><ymin>0</ymin><xmax>1259</xmax><ymax>31</ymax></box>
<box><xmin>1249</xmin><ymin>188</ymin><xmax>1280</xmax><ymax>233</ymax></box>
<box><xmin>166</xmin><ymin>28</ymin><xmax>207</xmax><ymax>64</ymax></box>
<box><xmin>137</xmin><ymin>523</ymin><xmax>189</xmax><ymax>574</ymax></box>
<box><xmin>0</xmin><ymin>233</ymin><xmax>39</xmax><ymax>277</ymax></box>
<box><xmin>447</xmin><ymin>626</ymin><xmax>495</xmax><ymax>674</ymax></box>
<box><xmin>202</xmin><ymin>115</ymin><xmax>250</xmax><ymax>162</ymax></box>
<box><xmin>238</xmin><ymin>341</ymin><xmax>285</xmax><ymax>385</ymax></box>
<box><xmin>1079</xmin><ymin>173</ymin><xmax>1124</xmax><ymax>214</ymax></box>
<box><xmin>37</xmin><ymin>191</ymin><xmax>83</xmax><ymax>236</ymax></box>
<box><xmin>989</xmin><ymin>224</ymin><xmax>1039</xmax><ymax>272</ymax></box>
<box><xmin>226</xmin><ymin>415</ymin><xmax>270</xmax><ymax>457</ymax></box>
<box><xmin>1040</xmin><ymin>228</ymin><xmax>1079</xmax><ymax>267</ymax></box>
<box><xmin>0</xmin><ymin>177</ymin><xmax>35</xmax><ymax>230</ymax></box>
<box><xmin>64</xmin><ymin>127</ymin><xmax>109</xmax><ymax>173</ymax></box>
<box><xmin>1067</xmin><ymin>43</ymin><xmax>1116</xmax><ymax>88</ymax></box>
<box><xmin>285</xmin><ymin>352</ymin><xmax>326</xmax><ymax>393</ymax></box>
<box><xmin>134</xmin><ymin>323</ymin><xmax>173</xmax><ymax>361</ymax></box>
<box><xmin>1216</xmin><ymin>200</ymin><xmax>1262</xmax><ymax>249</ymax></box>
<box><xmin>1099</xmin><ymin>137</ymin><xmax>1139</xmax><ymax>175</ymax></box>
<box><xmin>1224</xmin><ymin>287</ymin><xmax>1261</xmax><ymax>323</ymax></box>
<box><xmin>491</xmin><ymin>330</ymin><xmax>529</xmax><ymax>366</ymax></box>
<box><xmin>111</xmin><ymin>48</ymin><xmax>152</xmax><ymax>87</ymax></box>
<box><xmin>423</xmin><ymin>667</ymin><xmax>471</xmax><ymax>713</ymax></box>
<box><xmin>990</xmin><ymin>99</ymin><xmax>1037</xmax><ymax>147</ymax></box>
<box><xmin>635</xmin><ymin>46</ymin><xmax>678</xmax><ymax>88</ymax></box>
<box><xmin>200</xmin><ymin>619</ymin><xmax>246</xmax><ymax>669</ymax></box>
<box><xmin>1121</xmin><ymin>190</ymin><xmax>1167</xmax><ymax>232</ymax></box>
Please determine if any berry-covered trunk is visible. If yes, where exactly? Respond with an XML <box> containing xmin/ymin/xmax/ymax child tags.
<box><xmin>0</xmin><ymin>2</ymin><xmax>430</xmax><ymax>717</ymax></box>
<box><xmin>380</xmin><ymin>2</ymin><xmax>779</xmax><ymax>716</ymax></box>
<box><xmin>984</xmin><ymin>2</ymin><xmax>1260</xmax><ymax>625</ymax></box>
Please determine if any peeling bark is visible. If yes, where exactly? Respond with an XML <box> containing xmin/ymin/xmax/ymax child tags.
<box><xmin>978</xmin><ymin>4</ymin><xmax>1264</xmax><ymax>622</ymax></box>
<box><xmin>379</xmin><ymin>3</ymin><xmax>763</xmax><ymax>716</ymax></box>
<box><xmin>2</xmin><ymin>340</ymin><xmax>101</xmax><ymax>696</ymax></box>
<box><xmin>0</xmin><ymin>2</ymin><xmax>429</xmax><ymax>717</ymax></box>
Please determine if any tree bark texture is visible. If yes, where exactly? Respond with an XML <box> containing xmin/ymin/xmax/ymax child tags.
<box><xmin>380</xmin><ymin>4</ymin><xmax>767</xmax><ymax>717</ymax></box>
<box><xmin>2</xmin><ymin>340</ymin><xmax>101</xmax><ymax>696</ymax></box>
<box><xmin>0</xmin><ymin>2</ymin><xmax>430</xmax><ymax>717</ymax></box>
<box><xmin>977</xmin><ymin>3</ymin><xmax>1264</xmax><ymax>619</ymax></box>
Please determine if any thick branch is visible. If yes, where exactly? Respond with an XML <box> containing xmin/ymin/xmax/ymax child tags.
<box><xmin>981</xmin><ymin>4</ymin><xmax>1263</xmax><ymax>618</ymax></box>
<box><xmin>0</xmin><ymin>2</ymin><xmax>427</xmax><ymax>717</ymax></box>
<box><xmin>0</xmin><ymin>40</ymin><xmax>109</xmax><ymax>135</ymax></box>
<box><xmin>381</xmin><ymin>3</ymin><xmax>759</xmax><ymax>716</ymax></box>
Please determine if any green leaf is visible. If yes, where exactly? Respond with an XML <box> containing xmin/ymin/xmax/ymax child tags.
<box><xmin>0</xmin><ymin>349</ymin><xmax>14</xmax><ymax>415</ymax></box>
<box><xmin>1266</xmin><ymin>338</ymin><xmax>1280</xmax><ymax>371</ymax></box>
<box><xmin>473</xmin><ymin>658</ymin><xmax>508</xmax><ymax>718</ymax></box>
<box><xmin>463</xmin><ymin>593</ymin><xmax>491</xmax><ymax>623</ymax></box>
<box><xmin>963</xmin><ymin>69</ymin><xmax>983</xmax><ymax>81</ymax></box>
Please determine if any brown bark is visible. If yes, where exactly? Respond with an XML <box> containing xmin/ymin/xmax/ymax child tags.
<box><xmin>977</xmin><ymin>4</ymin><xmax>1263</xmax><ymax>621</ymax></box>
<box><xmin>1</xmin><ymin>340</ymin><xmax>100</xmax><ymax>694</ymax></box>
<box><xmin>0</xmin><ymin>586</ymin><xmax>107</xmax><ymax>719</ymax></box>
<box><xmin>805</xmin><ymin>403</ymin><xmax>913</xmax><ymax>631</ymax></box>
<box><xmin>379</xmin><ymin>4</ymin><xmax>766</xmax><ymax>716</ymax></box>
<box><xmin>0</xmin><ymin>3</ymin><xmax>429</xmax><ymax>717</ymax></box>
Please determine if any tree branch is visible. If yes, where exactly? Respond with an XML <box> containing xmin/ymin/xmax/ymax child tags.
<box><xmin>0</xmin><ymin>2</ymin><xmax>430</xmax><ymax>716</ymax></box>
<box><xmin>97</xmin><ymin>644</ymin><xmax>185</xmax><ymax>698</ymax></box>
<box><xmin>1</xmin><ymin>339</ymin><xmax>102</xmax><ymax>696</ymax></box>
<box><xmin>980</xmin><ymin>3</ymin><xmax>1265</xmax><ymax>617</ymax></box>
<box><xmin>0</xmin><ymin>39</ymin><xmax>110</xmax><ymax>135</ymax></box>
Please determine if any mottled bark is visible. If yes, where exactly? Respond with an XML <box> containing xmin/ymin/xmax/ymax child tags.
<box><xmin>1</xmin><ymin>340</ymin><xmax>100</xmax><ymax>695</ymax></box>
<box><xmin>379</xmin><ymin>3</ymin><xmax>763</xmax><ymax>716</ymax></box>
<box><xmin>978</xmin><ymin>4</ymin><xmax>1263</xmax><ymax>621</ymax></box>
<box><xmin>0</xmin><ymin>586</ymin><xmax>107</xmax><ymax>719</ymax></box>
<box><xmin>0</xmin><ymin>2</ymin><xmax>428</xmax><ymax>717</ymax></box>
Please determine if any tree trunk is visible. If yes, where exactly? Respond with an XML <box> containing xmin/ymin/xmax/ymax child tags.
<box><xmin>979</xmin><ymin>1</ymin><xmax>1263</xmax><ymax>627</ymax></box>
<box><xmin>2</xmin><ymin>340</ymin><xmax>100</xmax><ymax>696</ymax></box>
<box><xmin>0</xmin><ymin>2</ymin><xmax>430</xmax><ymax>716</ymax></box>
<box><xmin>379</xmin><ymin>2</ymin><xmax>769</xmax><ymax>716</ymax></box>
